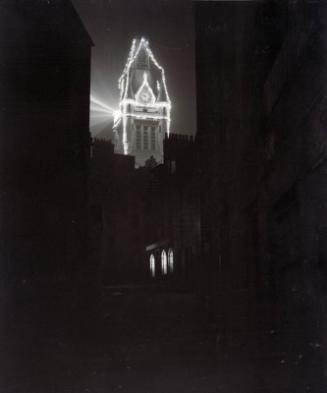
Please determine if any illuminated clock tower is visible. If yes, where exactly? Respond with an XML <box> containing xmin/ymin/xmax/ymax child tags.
<box><xmin>113</xmin><ymin>38</ymin><xmax>171</xmax><ymax>168</ymax></box>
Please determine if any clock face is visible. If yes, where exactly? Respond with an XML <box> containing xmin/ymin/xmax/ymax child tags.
<box><xmin>141</xmin><ymin>92</ymin><xmax>150</xmax><ymax>102</ymax></box>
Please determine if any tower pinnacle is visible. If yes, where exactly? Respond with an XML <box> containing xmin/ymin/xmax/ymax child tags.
<box><xmin>113</xmin><ymin>38</ymin><xmax>171</xmax><ymax>168</ymax></box>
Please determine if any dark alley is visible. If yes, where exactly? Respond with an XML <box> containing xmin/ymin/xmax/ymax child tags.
<box><xmin>1</xmin><ymin>0</ymin><xmax>327</xmax><ymax>392</ymax></box>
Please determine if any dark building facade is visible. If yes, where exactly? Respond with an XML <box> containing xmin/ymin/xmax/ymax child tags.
<box><xmin>89</xmin><ymin>139</ymin><xmax>146</xmax><ymax>285</ymax></box>
<box><xmin>259</xmin><ymin>1</ymin><xmax>327</xmax><ymax>390</ymax></box>
<box><xmin>196</xmin><ymin>0</ymin><xmax>264</xmax><ymax>340</ymax></box>
<box><xmin>89</xmin><ymin>132</ymin><xmax>201</xmax><ymax>288</ymax></box>
<box><xmin>0</xmin><ymin>0</ymin><xmax>92</xmax><ymax>316</ymax></box>
<box><xmin>195</xmin><ymin>1</ymin><xmax>327</xmax><ymax>391</ymax></box>
<box><xmin>144</xmin><ymin>133</ymin><xmax>201</xmax><ymax>287</ymax></box>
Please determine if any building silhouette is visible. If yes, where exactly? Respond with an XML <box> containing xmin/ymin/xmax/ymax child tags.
<box><xmin>89</xmin><ymin>139</ymin><xmax>147</xmax><ymax>284</ymax></box>
<box><xmin>90</xmin><ymin>131</ymin><xmax>200</xmax><ymax>287</ymax></box>
<box><xmin>0</xmin><ymin>0</ymin><xmax>93</xmax><ymax>316</ymax></box>
<box><xmin>144</xmin><ymin>133</ymin><xmax>200</xmax><ymax>287</ymax></box>
<box><xmin>259</xmin><ymin>1</ymin><xmax>327</xmax><ymax>390</ymax></box>
<box><xmin>195</xmin><ymin>1</ymin><xmax>327</xmax><ymax>391</ymax></box>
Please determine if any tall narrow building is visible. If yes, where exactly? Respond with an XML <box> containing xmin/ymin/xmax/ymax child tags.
<box><xmin>113</xmin><ymin>38</ymin><xmax>171</xmax><ymax>168</ymax></box>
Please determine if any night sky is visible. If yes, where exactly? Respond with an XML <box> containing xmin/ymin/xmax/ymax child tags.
<box><xmin>71</xmin><ymin>0</ymin><xmax>196</xmax><ymax>138</ymax></box>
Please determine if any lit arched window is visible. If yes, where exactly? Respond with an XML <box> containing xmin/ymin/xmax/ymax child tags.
<box><xmin>161</xmin><ymin>250</ymin><xmax>167</xmax><ymax>275</ymax></box>
<box><xmin>150</xmin><ymin>254</ymin><xmax>155</xmax><ymax>277</ymax></box>
<box><xmin>168</xmin><ymin>249</ymin><xmax>174</xmax><ymax>273</ymax></box>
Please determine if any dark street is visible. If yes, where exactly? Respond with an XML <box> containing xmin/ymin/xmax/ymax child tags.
<box><xmin>2</xmin><ymin>287</ymin><xmax>221</xmax><ymax>393</ymax></box>
<box><xmin>0</xmin><ymin>286</ymin><xmax>251</xmax><ymax>392</ymax></box>
<box><xmin>94</xmin><ymin>287</ymin><xmax>218</xmax><ymax>393</ymax></box>
<box><xmin>2</xmin><ymin>284</ymin><xmax>320</xmax><ymax>393</ymax></box>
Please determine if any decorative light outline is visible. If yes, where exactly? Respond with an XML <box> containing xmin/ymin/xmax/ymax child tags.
<box><xmin>135</xmin><ymin>72</ymin><xmax>156</xmax><ymax>104</ymax></box>
<box><xmin>122</xmin><ymin>113</ymin><xmax>170</xmax><ymax>121</ymax></box>
<box><xmin>120</xmin><ymin>98</ymin><xmax>170</xmax><ymax>109</ymax></box>
<box><xmin>124</xmin><ymin>38</ymin><xmax>170</xmax><ymax>103</ymax></box>
<box><xmin>115</xmin><ymin>37</ymin><xmax>172</xmax><ymax>155</ymax></box>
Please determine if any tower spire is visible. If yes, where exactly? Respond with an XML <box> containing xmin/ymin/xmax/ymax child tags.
<box><xmin>113</xmin><ymin>38</ymin><xmax>171</xmax><ymax>168</ymax></box>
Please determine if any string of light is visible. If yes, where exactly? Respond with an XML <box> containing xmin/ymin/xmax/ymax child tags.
<box><xmin>115</xmin><ymin>38</ymin><xmax>172</xmax><ymax>154</ymax></box>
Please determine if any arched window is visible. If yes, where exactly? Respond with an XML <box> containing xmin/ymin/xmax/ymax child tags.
<box><xmin>136</xmin><ymin>129</ymin><xmax>141</xmax><ymax>150</ymax></box>
<box><xmin>150</xmin><ymin>254</ymin><xmax>155</xmax><ymax>277</ymax></box>
<box><xmin>151</xmin><ymin>127</ymin><xmax>156</xmax><ymax>150</ymax></box>
<box><xmin>161</xmin><ymin>250</ymin><xmax>167</xmax><ymax>275</ymax></box>
<box><xmin>143</xmin><ymin>130</ymin><xmax>149</xmax><ymax>150</ymax></box>
<box><xmin>168</xmin><ymin>249</ymin><xmax>174</xmax><ymax>273</ymax></box>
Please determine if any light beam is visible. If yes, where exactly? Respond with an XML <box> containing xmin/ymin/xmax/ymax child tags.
<box><xmin>90</xmin><ymin>95</ymin><xmax>117</xmax><ymax>114</ymax></box>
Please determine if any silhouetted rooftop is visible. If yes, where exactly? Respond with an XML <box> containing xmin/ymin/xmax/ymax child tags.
<box><xmin>1</xmin><ymin>0</ymin><xmax>93</xmax><ymax>48</ymax></box>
